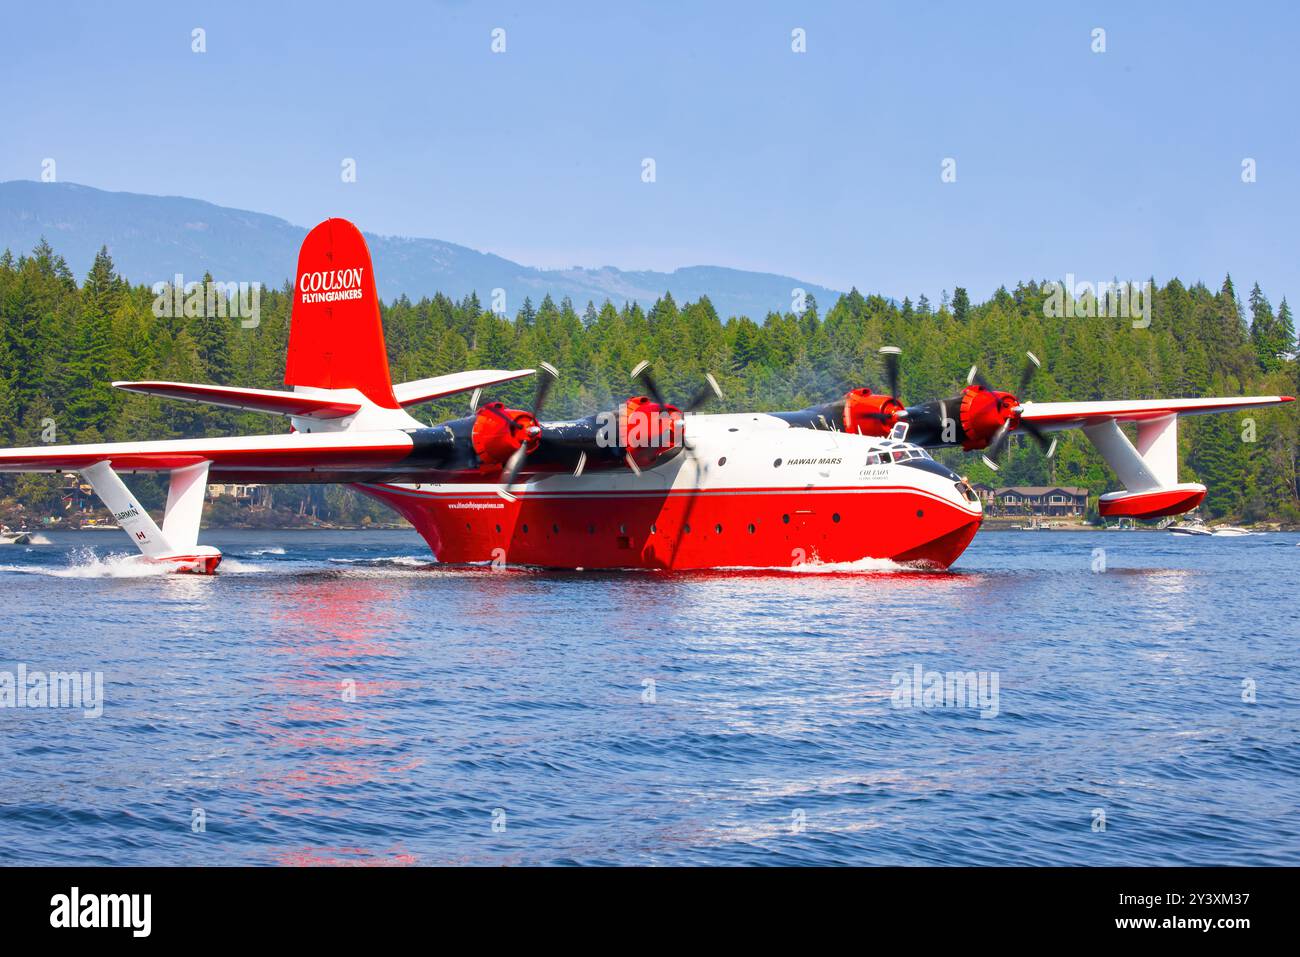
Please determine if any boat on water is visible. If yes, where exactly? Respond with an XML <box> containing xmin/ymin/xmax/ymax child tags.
<box><xmin>1169</xmin><ymin>517</ymin><xmax>1253</xmax><ymax>536</ymax></box>
<box><xmin>1</xmin><ymin>525</ymin><xmax>33</xmax><ymax>545</ymax></box>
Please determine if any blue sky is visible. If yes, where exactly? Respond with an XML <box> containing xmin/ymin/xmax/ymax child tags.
<box><xmin>2</xmin><ymin>0</ymin><xmax>1297</xmax><ymax>304</ymax></box>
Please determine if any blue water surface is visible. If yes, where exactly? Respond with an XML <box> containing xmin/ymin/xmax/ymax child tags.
<box><xmin>1</xmin><ymin>527</ymin><xmax>1296</xmax><ymax>865</ymax></box>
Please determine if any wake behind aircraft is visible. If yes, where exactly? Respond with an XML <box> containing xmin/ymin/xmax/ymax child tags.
<box><xmin>0</xmin><ymin>219</ymin><xmax>1291</xmax><ymax>573</ymax></box>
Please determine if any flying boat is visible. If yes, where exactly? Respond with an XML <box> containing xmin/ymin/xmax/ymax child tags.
<box><xmin>0</xmin><ymin>219</ymin><xmax>1290</xmax><ymax>573</ymax></box>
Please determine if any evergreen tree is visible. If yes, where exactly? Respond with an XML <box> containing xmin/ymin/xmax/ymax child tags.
<box><xmin>952</xmin><ymin>287</ymin><xmax>970</xmax><ymax>323</ymax></box>
<box><xmin>1278</xmin><ymin>297</ymin><xmax>1296</xmax><ymax>354</ymax></box>
<box><xmin>63</xmin><ymin>249</ymin><xmax>120</xmax><ymax>435</ymax></box>
<box><xmin>1248</xmin><ymin>282</ymin><xmax>1284</xmax><ymax>371</ymax></box>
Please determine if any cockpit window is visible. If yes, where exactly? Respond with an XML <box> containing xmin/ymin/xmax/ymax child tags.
<box><xmin>867</xmin><ymin>444</ymin><xmax>932</xmax><ymax>465</ymax></box>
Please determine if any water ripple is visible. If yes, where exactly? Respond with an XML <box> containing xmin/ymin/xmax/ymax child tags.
<box><xmin>0</xmin><ymin>528</ymin><xmax>1296</xmax><ymax>865</ymax></box>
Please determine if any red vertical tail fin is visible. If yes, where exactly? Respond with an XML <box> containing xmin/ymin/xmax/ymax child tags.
<box><xmin>286</xmin><ymin>218</ymin><xmax>398</xmax><ymax>409</ymax></box>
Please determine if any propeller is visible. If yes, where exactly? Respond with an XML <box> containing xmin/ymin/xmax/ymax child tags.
<box><xmin>974</xmin><ymin>350</ymin><xmax>1055</xmax><ymax>470</ymax></box>
<box><xmin>840</xmin><ymin>346</ymin><xmax>907</xmax><ymax>434</ymax></box>
<box><xmin>1014</xmin><ymin>352</ymin><xmax>1054</xmax><ymax>456</ymax></box>
<box><xmin>630</xmin><ymin>361</ymin><xmax>721</xmax><ymax>416</ymax></box>
<box><xmin>629</xmin><ymin>361</ymin><xmax>722</xmax><ymax>468</ymax></box>
<box><xmin>496</xmin><ymin>362</ymin><xmax>559</xmax><ymax>500</ymax></box>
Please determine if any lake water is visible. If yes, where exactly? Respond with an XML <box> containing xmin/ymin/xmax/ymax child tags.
<box><xmin>1</xmin><ymin>527</ymin><xmax>1296</xmax><ymax>865</ymax></box>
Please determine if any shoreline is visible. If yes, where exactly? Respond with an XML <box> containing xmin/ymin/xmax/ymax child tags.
<box><xmin>25</xmin><ymin>521</ymin><xmax>1298</xmax><ymax>535</ymax></box>
<box><xmin>977</xmin><ymin>518</ymin><xmax>1299</xmax><ymax>533</ymax></box>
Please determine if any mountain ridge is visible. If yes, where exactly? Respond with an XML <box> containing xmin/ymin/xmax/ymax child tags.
<box><xmin>0</xmin><ymin>180</ymin><xmax>848</xmax><ymax>319</ymax></box>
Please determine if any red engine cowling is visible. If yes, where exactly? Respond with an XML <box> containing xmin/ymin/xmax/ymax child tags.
<box><xmin>958</xmin><ymin>385</ymin><xmax>1019</xmax><ymax>450</ymax></box>
<box><xmin>842</xmin><ymin>388</ymin><xmax>904</xmax><ymax>437</ymax></box>
<box><xmin>621</xmin><ymin>395</ymin><xmax>683</xmax><ymax>469</ymax></box>
<box><xmin>472</xmin><ymin>401</ymin><xmax>541</xmax><ymax>469</ymax></box>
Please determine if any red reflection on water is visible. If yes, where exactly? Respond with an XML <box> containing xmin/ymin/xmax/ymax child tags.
<box><xmin>273</xmin><ymin>756</ymin><xmax>426</xmax><ymax>790</ymax></box>
<box><xmin>272</xmin><ymin>845</ymin><xmax>419</xmax><ymax>867</ymax></box>
<box><xmin>259</xmin><ymin>677</ymin><xmax>414</xmax><ymax>699</ymax></box>
<box><xmin>265</xmin><ymin>579</ymin><xmax>408</xmax><ymax>658</ymax></box>
<box><xmin>241</xmin><ymin>577</ymin><xmax>427</xmax><ymax>812</ymax></box>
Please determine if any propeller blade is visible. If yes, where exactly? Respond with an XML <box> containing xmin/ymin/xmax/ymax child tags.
<box><xmin>984</xmin><ymin>419</ymin><xmax>1012</xmax><ymax>462</ymax></box>
<box><xmin>532</xmin><ymin>361</ymin><xmax>559</xmax><ymax>414</ymax></box>
<box><xmin>1018</xmin><ymin>351</ymin><xmax>1041</xmax><ymax>396</ymax></box>
<box><xmin>683</xmin><ymin>373</ymin><xmax>722</xmax><ymax>413</ymax></box>
<box><xmin>1021</xmin><ymin>417</ymin><xmax>1053</xmax><ymax>453</ymax></box>
<box><xmin>967</xmin><ymin>365</ymin><xmax>993</xmax><ymax>391</ymax></box>
<box><xmin>879</xmin><ymin>346</ymin><xmax>902</xmax><ymax>402</ymax></box>
<box><xmin>572</xmin><ymin>450</ymin><xmax>587</xmax><ymax>477</ymax></box>
<box><xmin>500</xmin><ymin>444</ymin><xmax>529</xmax><ymax>491</ymax></box>
<box><xmin>469</xmin><ymin>387</ymin><xmax>482</xmax><ymax>412</ymax></box>
<box><xmin>630</xmin><ymin>360</ymin><xmax>668</xmax><ymax>406</ymax></box>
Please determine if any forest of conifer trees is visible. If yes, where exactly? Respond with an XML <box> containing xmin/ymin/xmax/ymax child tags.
<box><xmin>1</xmin><ymin>239</ymin><xmax>1296</xmax><ymax>526</ymax></box>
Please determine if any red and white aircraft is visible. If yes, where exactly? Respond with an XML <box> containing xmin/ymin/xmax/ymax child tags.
<box><xmin>0</xmin><ymin>219</ymin><xmax>1291</xmax><ymax>573</ymax></box>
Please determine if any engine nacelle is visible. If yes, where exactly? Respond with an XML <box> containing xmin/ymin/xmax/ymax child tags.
<box><xmin>472</xmin><ymin>401</ymin><xmax>541</xmax><ymax>468</ymax></box>
<box><xmin>958</xmin><ymin>385</ymin><xmax>1019</xmax><ymax>450</ymax></box>
<box><xmin>843</xmin><ymin>388</ymin><xmax>904</xmax><ymax>437</ymax></box>
<box><xmin>620</xmin><ymin>395</ymin><xmax>683</xmax><ymax>469</ymax></box>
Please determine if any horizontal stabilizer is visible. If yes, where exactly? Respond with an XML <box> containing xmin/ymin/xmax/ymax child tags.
<box><xmin>113</xmin><ymin>381</ymin><xmax>363</xmax><ymax>419</ymax></box>
<box><xmin>393</xmin><ymin>369</ymin><xmax>535</xmax><ymax>408</ymax></box>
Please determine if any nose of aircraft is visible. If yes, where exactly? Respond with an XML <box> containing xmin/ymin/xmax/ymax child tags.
<box><xmin>894</xmin><ymin>456</ymin><xmax>981</xmax><ymax>510</ymax></box>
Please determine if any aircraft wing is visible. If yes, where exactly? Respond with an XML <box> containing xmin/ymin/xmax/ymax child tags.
<box><xmin>1018</xmin><ymin>395</ymin><xmax>1293</xmax><ymax>431</ymax></box>
<box><xmin>0</xmin><ymin>429</ymin><xmax>448</xmax><ymax>481</ymax></box>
